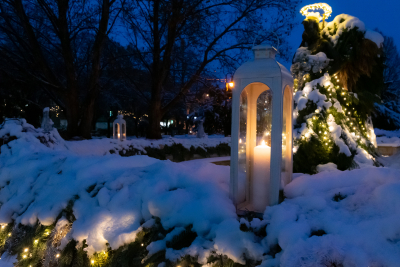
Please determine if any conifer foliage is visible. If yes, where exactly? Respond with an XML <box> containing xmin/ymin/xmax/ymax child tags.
<box><xmin>292</xmin><ymin>14</ymin><xmax>383</xmax><ymax>173</ymax></box>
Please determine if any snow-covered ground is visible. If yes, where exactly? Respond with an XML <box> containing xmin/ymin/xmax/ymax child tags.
<box><xmin>2</xmin><ymin>120</ymin><xmax>400</xmax><ymax>266</ymax></box>
<box><xmin>375</xmin><ymin>128</ymin><xmax>400</xmax><ymax>147</ymax></box>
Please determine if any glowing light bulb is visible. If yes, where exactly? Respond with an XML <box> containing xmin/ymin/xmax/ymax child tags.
<box><xmin>23</xmin><ymin>255</ymin><xmax>27</xmax><ymax>259</ymax></box>
<box><xmin>24</xmin><ymin>248</ymin><xmax>28</xmax><ymax>252</ymax></box>
<box><xmin>91</xmin><ymin>260</ymin><xmax>95</xmax><ymax>264</ymax></box>
<box><xmin>56</xmin><ymin>254</ymin><xmax>60</xmax><ymax>258</ymax></box>
<box><xmin>34</xmin><ymin>240</ymin><xmax>38</xmax><ymax>243</ymax></box>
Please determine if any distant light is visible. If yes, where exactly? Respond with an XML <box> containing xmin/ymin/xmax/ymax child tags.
<box><xmin>228</xmin><ymin>82</ymin><xmax>234</xmax><ymax>88</ymax></box>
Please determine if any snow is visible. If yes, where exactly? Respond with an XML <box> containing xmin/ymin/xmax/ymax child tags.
<box><xmin>291</xmin><ymin>49</ymin><xmax>331</xmax><ymax>74</ymax></box>
<box><xmin>322</xmin><ymin>14</ymin><xmax>366</xmax><ymax>45</ymax></box>
<box><xmin>66</xmin><ymin>135</ymin><xmax>230</xmax><ymax>156</ymax></box>
<box><xmin>2</xmin><ymin>122</ymin><xmax>400</xmax><ymax>266</ymax></box>
<box><xmin>321</xmin><ymin>15</ymin><xmax>383</xmax><ymax>48</ymax></box>
<box><xmin>327</xmin><ymin>114</ymin><xmax>351</xmax><ymax>156</ymax></box>
<box><xmin>375</xmin><ymin>128</ymin><xmax>400</xmax><ymax>138</ymax></box>
<box><xmin>365</xmin><ymin>30</ymin><xmax>384</xmax><ymax>47</ymax></box>
<box><xmin>295</xmin><ymin>73</ymin><xmax>333</xmax><ymax>111</ymax></box>
<box><xmin>374</xmin><ymin>128</ymin><xmax>400</xmax><ymax>147</ymax></box>
<box><xmin>316</xmin><ymin>163</ymin><xmax>338</xmax><ymax>173</ymax></box>
<box><xmin>263</xmin><ymin>167</ymin><xmax>400</xmax><ymax>267</ymax></box>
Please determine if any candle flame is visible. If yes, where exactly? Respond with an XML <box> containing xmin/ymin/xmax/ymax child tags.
<box><xmin>261</xmin><ymin>140</ymin><xmax>266</xmax><ymax>146</ymax></box>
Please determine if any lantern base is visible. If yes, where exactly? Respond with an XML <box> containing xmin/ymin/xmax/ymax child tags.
<box><xmin>236</xmin><ymin>201</ymin><xmax>265</xmax><ymax>217</ymax></box>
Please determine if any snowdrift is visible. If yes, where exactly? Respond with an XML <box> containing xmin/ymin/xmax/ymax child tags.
<box><xmin>1</xmin><ymin>120</ymin><xmax>400</xmax><ymax>266</ymax></box>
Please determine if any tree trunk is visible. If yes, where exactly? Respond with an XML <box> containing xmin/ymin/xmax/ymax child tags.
<box><xmin>147</xmin><ymin>99</ymin><xmax>162</xmax><ymax>139</ymax></box>
<box><xmin>65</xmin><ymin>92</ymin><xmax>80</xmax><ymax>138</ymax></box>
<box><xmin>79</xmin><ymin>93</ymin><xmax>98</xmax><ymax>139</ymax></box>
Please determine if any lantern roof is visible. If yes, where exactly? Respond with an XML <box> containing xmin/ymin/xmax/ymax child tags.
<box><xmin>233</xmin><ymin>44</ymin><xmax>291</xmax><ymax>83</ymax></box>
<box><xmin>113</xmin><ymin>114</ymin><xmax>126</xmax><ymax>124</ymax></box>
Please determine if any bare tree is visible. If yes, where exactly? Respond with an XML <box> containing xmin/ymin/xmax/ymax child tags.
<box><xmin>0</xmin><ymin>0</ymin><xmax>122</xmax><ymax>138</ymax></box>
<box><xmin>382</xmin><ymin>35</ymin><xmax>400</xmax><ymax>103</ymax></box>
<box><xmin>122</xmin><ymin>0</ymin><xmax>299</xmax><ymax>139</ymax></box>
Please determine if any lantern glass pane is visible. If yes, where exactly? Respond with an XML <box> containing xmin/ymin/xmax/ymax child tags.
<box><xmin>238</xmin><ymin>89</ymin><xmax>247</xmax><ymax>203</ymax></box>
<box><xmin>238</xmin><ymin>83</ymin><xmax>272</xmax><ymax>211</ymax></box>
<box><xmin>282</xmin><ymin>86</ymin><xmax>293</xmax><ymax>187</ymax></box>
<box><xmin>256</xmin><ymin>90</ymin><xmax>272</xmax><ymax>146</ymax></box>
<box><xmin>114</xmin><ymin>124</ymin><xmax>119</xmax><ymax>137</ymax></box>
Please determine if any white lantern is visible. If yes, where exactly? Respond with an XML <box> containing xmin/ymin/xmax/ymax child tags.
<box><xmin>113</xmin><ymin>114</ymin><xmax>126</xmax><ymax>140</ymax></box>
<box><xmin>229</xmin><ymin>44</ymin><xmax>294</xmax><ymax>213</ymax></box>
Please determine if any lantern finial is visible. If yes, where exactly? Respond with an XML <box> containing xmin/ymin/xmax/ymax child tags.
<box><xmin>252</xmin><ymin>44</ymin><xmax>278</xmax><ymax>60</ymax></box>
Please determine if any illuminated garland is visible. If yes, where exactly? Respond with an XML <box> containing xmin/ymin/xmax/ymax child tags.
<box><xmin>300</xmin><ymin>3</ymin><xmax>332</xmax><ymax>22</ymax></box>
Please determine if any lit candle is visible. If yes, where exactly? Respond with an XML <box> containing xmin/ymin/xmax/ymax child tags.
<box><xmin>118</xmin><ymin>133</ymin><xmax>120</xmax><ymax>139</ymax></box>
<box><xmin>252</xmin><ymin>140</ymin><xmax>271</xmax><ymax>211</ymax></box>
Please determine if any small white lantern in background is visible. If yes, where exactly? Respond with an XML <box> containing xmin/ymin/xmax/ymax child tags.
<box><xmin>113</xmin><ymin>114</ymin><xmax>126</xmax><ymax>140</ymax></box>
<box><xmin>230</xmin><ymin>44</ymin><xmax>294</xmax><ymax>213</ymax></box>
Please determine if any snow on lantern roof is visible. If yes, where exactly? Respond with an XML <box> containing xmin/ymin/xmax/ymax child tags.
<box><xmin>300</xmin><ymin>3</ymin><xmax>332</xmax><ymax>22</ymax></box>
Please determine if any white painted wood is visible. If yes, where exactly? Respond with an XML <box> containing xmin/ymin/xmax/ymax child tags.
<box><xmin>230</xmin><ymin>45</ymin><xmax>294</xmax><ymax>212</ymax></box>
<box><xmin>113</xmin><ymin>115</ymin><xmax>127</xmax><ymax>141</ymax></box>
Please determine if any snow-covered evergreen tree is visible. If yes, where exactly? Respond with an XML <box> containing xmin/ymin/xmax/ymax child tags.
<box><xmin>292</xmin><ymin>14</ymin><xmax>384</xmax><ymax>173</ymax></box>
